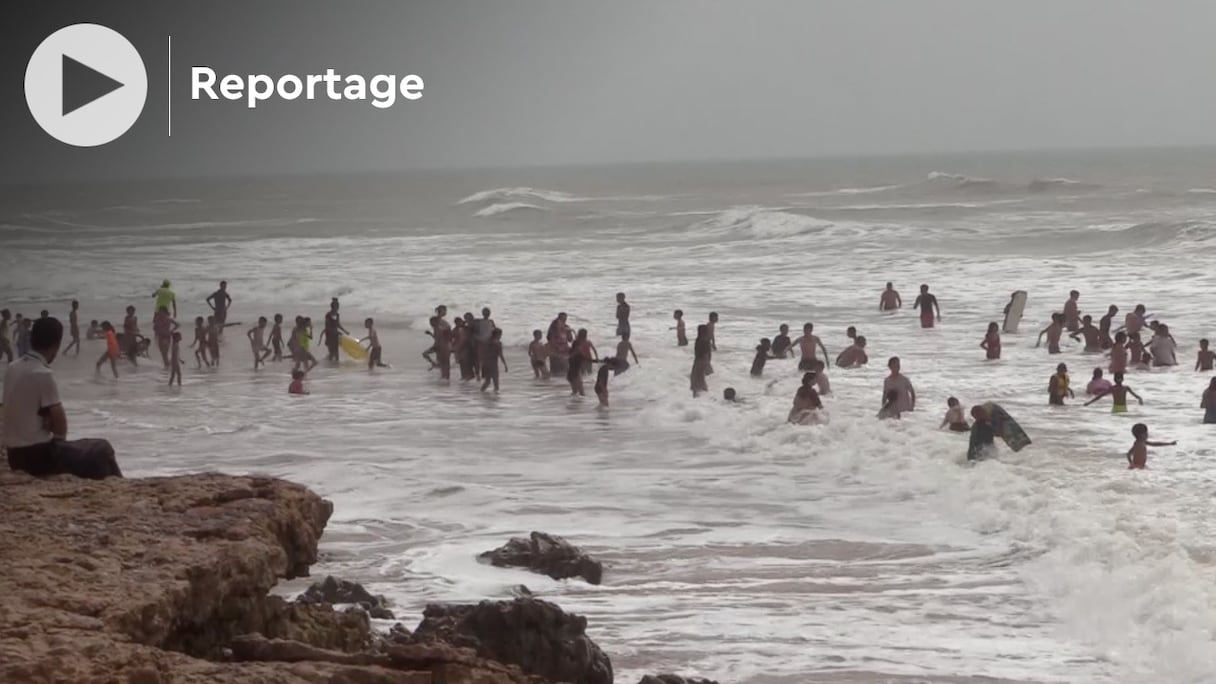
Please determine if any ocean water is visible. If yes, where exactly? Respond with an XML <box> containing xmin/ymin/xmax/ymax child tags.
<box><xmin>2</xmin><ymin>149</ymin><xmax>1216</xmax><ymax>684</ymax></box>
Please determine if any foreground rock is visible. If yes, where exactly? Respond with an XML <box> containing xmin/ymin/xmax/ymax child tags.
<box><xmin>299</xmin><ymin>575</ymin><xmax>396</xmax><ymax>619</ymax></box>
<box><xmin>479</xmin><ymin>531</ymin><xmax>605</xmax><ymax>584</ymax></box>
<box><xmin>0</xmin><ymin>470</ymin><xmax>545</xmax><ymax>683</ymax></box>
<box><xmin>414</xmin><ymin>598</ymin><xmax>613</xmax><ymax>684</ymax></box>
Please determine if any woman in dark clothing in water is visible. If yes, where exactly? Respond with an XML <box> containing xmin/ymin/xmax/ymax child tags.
<box><xmin>567</xmin><ymin>329</ymin><xmax>596</xmax><ymax>396</ymax></box>
<box><xmin>690</xmin><ymin>324</ymin><xmax>712</xmax><ymax>397</ymax></box>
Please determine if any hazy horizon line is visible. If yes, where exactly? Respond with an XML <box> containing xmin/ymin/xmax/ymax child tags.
<box><xmin>5</xmin><ymin>142</ymin><xmax>1215</xmax><ymax>190</ymax></box>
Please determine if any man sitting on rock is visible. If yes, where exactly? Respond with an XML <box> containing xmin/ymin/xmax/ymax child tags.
<box><xmin>2</xmin><ymin>317</ymin><xmax>122</xmax><ymax>479</ymax></box>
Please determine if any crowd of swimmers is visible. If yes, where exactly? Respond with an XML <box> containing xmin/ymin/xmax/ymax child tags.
<box><xmin>3</xmin><ymin>280</ymin><xmax>1214</xmax><ymax>468</ymax></box>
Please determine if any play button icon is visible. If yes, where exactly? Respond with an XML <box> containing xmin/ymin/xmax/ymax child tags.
<box><xmin>62</xmin><ymin>54</ymin><xmax>126</xmax><ymax>116</ymax></box>
<box><xmin>25</xmin><ymin>24</ymin><xmax>147</xmax><ymax>147</ymax></box>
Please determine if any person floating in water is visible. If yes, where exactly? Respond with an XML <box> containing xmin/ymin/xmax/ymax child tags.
<box><xmin>1048</xmin><ymin>363</ymin><xmax>1074</xmax><ymax>406</ymax></box>
<box><xmin>940</xmin><ymin>397</ymin><xmax>970</xmax><ymax>432</ymax></box>
<box><xmin>1084</xmin><ymin>372</ymin><xmax>1142</xmax><ymax>413</ymax></box>
<box><xmin>723</xmin><ymin>387</ymin><xmax>740</xmax><ymax>403</ymax></box>
<box><xmin>981</xmin><ymin>322</ymin><xmax>1001</xmax><ymax>360</ymax></box>
<box><xmin>879</xmin><ymin>282</ymin><xmax>902</xmax><ymax>312</ymax></box>
<box><xmin>1197</xmin><ymin>338</ymin><xmax>1215</xmax><ymax>372</ymax></box>
<box><xmin>1126</xmin><ymin>423</ymin><xmax>1174</xmax><ymax>469</ymax></box>
<box><xmin>913</xmin><ymin>284</ymin><xmax>940</xmax><ymax>328</ymax></box>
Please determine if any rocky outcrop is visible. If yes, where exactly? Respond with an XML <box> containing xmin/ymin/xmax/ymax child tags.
<box><xmin>413</xmin><ymin>598</ymin><xmax>613</xmax><ymax>684</ymax></box>
<box><xmin>0</xmin><ymin>470</ymin><xmax>545</xmax><ymax>684</ymax></box>
<box><xmin>299</xmin><ymin>575</ymin><xmax>396</xmax><ymax>620</ymax></box>
<box><xmin>479</xmin><ymin>531</ymin><xmax>605</xmax><ymax>585</ymax></box>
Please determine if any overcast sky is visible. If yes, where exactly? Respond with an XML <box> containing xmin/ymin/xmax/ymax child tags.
<box><xmin>4</xmin><ymin>0</ymin><xmax>1216</xmax><ymax>182</ymax></box>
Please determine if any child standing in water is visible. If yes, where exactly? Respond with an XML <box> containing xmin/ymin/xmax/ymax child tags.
<box><xmin>1048</xmin><ymin>363</ymin><xmax>1074</xmax><ymax>405</ymax></box>
<box><xmin>268</xmin><ymin>314</ymin><xmax>285</xmax><ymax>362</ymax></box>
<box><xmin>1126</xmin><ymin>423</ymin><xmax>1175</xmax><ymax>469</ymax></box>
<box><xmin>192</xmin><ymin>317</ymin><xmax>210</xmax><ymax>368</ymax></box>
<box><xmin>168</xmin><ymin>331</ymin><xmax>183</xmax><ymax>387</ymax></box>
<box><xmin>673</xmin><ymin>310</ymin><xmax>688</xmax><ymax>346</ymax></box>
<box><xmin>981</xmin><ymin>322</ymin><xmax>1001</xmax><ymax>360</ymax></box>
<box><xmin>361</xmin><ymin>317</ymin><xmax>389</xmax><ymax>369</ymax></box>
<box><xmin>288</xmin><ymin>369</ymin><xmax>309</xmax><ymax>395</ymax></box>
<box><xmin>594</xmin><ymin>357</ymin><xmax>624</xmax><ymax>407</ymax></box>
<box><xmin>528</xmin><ymin>330</ymin><xmax>550</xmax><ymax>379</ymax></box>
<box><xmin>96</xmin><ymin>322</ymin><xmax>120</xmax><ymax>378</ymax></box>
<box><xmin>812</xmin><ymin>359</ymin><xmax>831</xmax><ymax>395</ymax></box>
<box><xmin>480</xmin><ymin>328</ymin><xmax>507</xmax><ymax>393</ymax></box>
<box><xmin>1086</xmin><ymin>368</ymin><xmax>1112</xmax><ymax>396</ymax></box>
<box><xmin>614</xmin><ymin>332</ymin><xmax>640</xmax><ymax>375</ymax></box>
<box><xmin>248</xmin><ymin>317</ymin><xmax>270</xmax><ymax>369</ymax></box>
<box><xmin>1109</xmin><ymin>332</ymin><xmax>1128</xmax><ymax>373</ymax></box>
<box><xmin>1196</xmin><ymin>339</ymin><xmax>1215</xmax><ymax>371</ymax></box>
<box><xmin>64</xmin><ymin>300</ymin><xmax>81</xmax><ymax>356</ymax></box>
<box><xmin>940</xmin><ymin>397</ymin><xmax>970</xmax><ymax>431</ymax></box>
<box><xmin>1085</xmin><ymin>372</ymin><xmax>1142</xmax><ymax>413</ymax></box>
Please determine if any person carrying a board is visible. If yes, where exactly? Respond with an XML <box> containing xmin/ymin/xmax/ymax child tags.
<box><xmin>913</xmin><ymin>285</ymin><xmax>940</xmax><ymax>328</ymax></box>
<box><xmin>1126</xmin><ymin>423</ymin><xmax>1175</xmax><ymax>469</ymax></box>
<box><xmin>967</xmin><ymin>406</ymin><xmax>995</xmax><ymax>461</ymax></box>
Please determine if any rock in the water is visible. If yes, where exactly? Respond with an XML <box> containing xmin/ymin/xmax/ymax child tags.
<box><xmin>0</xmin><ymin>470</ymin><xmax>547</xmax><ymax>684</ymax></box>
<box><xmin>412</xmin><ymin>597</ymin><xmax>612</xmax><ymax>684</ymax></box>
<box><xmin>511</xmin><ymin>584</ymin><xmax>534</xmax><ymax>598</ymax></box>
<box><xmin>299</xmin><ymin>575</ymin><xmax>396</xmax><ymax>620</ymax></box>
<box><xmin>639</xmin><ymin>676</ymin><xmax>721</xmax><ymax>684</ymax></box>
<box><xmin>479</xmin><ymin>531</ymin><xmax>604</xmax><ymax>585</ymax></box>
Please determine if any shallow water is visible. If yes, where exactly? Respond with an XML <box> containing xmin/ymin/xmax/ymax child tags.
<box><xmin>3</xmin><ymin>149</ymin><xmax>1216</xmax><ymax>683</ymax></box>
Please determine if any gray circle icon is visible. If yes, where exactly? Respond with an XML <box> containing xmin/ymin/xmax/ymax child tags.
<box><xmin>25</xmin><ymin>23</ymin><xmax>148</xmax><ymax>147</ymax></box>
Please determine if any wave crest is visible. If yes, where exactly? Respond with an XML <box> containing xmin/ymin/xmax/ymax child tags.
<box><xmin>458</xmin><ymin>187</ymin><xmax>581</xmax><ymax>205</ymax></box>
<box><xmin>474</xmin><ymin>202</ymin><xmax>548</xmax><ymax>218</ymax></box>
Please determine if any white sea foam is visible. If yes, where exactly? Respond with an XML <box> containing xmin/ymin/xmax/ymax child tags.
<box><xmin>473</xmin><ymin>202</ymin><xmax>548</xmax><ymax>218</ymax></box>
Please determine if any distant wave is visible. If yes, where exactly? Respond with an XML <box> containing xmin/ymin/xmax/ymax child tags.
<box><xmin>1186</xmin><ymin>188</ymin><xmax>1216</xmax><ymax>195</ymax></box>
<box><xmin>474</xmin><ymin>202</ymin><xmax>548</xmax><ymax>218</ymax></box>
<box><xmin>925</xmin><ymin>171</ymin><xmax>1001</xmax><ymax>191</ymax></box>
<box><xmin>792</xmin><ymin>184</ymin><xmax>903</xmax><ymax>198</ymax></box>
<box><xmin>1027</xmin><ymin>177</ymin><xmax>1101</xmax><ymax>193</ymax></box>
<box><xmin>1106</xmin><ymin>219</ymin><xmax>1214</xmax><ymax>247</ymax></box>
<box><xmin>458</xmin><ymin>187</ymin><xmax>583</xmax><ymax>205</ymax></box>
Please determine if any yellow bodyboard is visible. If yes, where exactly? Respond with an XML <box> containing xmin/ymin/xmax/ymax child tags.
<box><xmin>339</xmin><ymin>335</ymin><xmax>369</xmax><ymax>360</ymax></box>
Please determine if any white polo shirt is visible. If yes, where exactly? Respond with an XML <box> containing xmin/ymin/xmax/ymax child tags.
<box><xmin>2</xmin><ymin>351</ymin><xmax>60</xmax><ymax>448</ymax></box>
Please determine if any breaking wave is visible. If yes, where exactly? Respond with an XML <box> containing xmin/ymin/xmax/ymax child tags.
<box><xmin>457</xmin><ymin>187</ymin><xmax>583</xmax><ymax>205</ymax></box>
<box><xmin>473</xmin><ymin>202</ymin><xmax>548</xmax><ymax>218</ymax></box>
<box><xmin>925</xmin><ymin>171</ymin><xmax>1002</xmax><ymax>191</ymax></box>
<box><xmin>697</xmin><ymin>206</ymin><xmax>875</xmax><ymax>240</ymax></box>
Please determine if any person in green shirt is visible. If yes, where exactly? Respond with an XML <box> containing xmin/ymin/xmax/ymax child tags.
<box><xmin>153</xmin><ymin>280</ymin><xmax>177</xmax><ymax>318</ymax></box>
